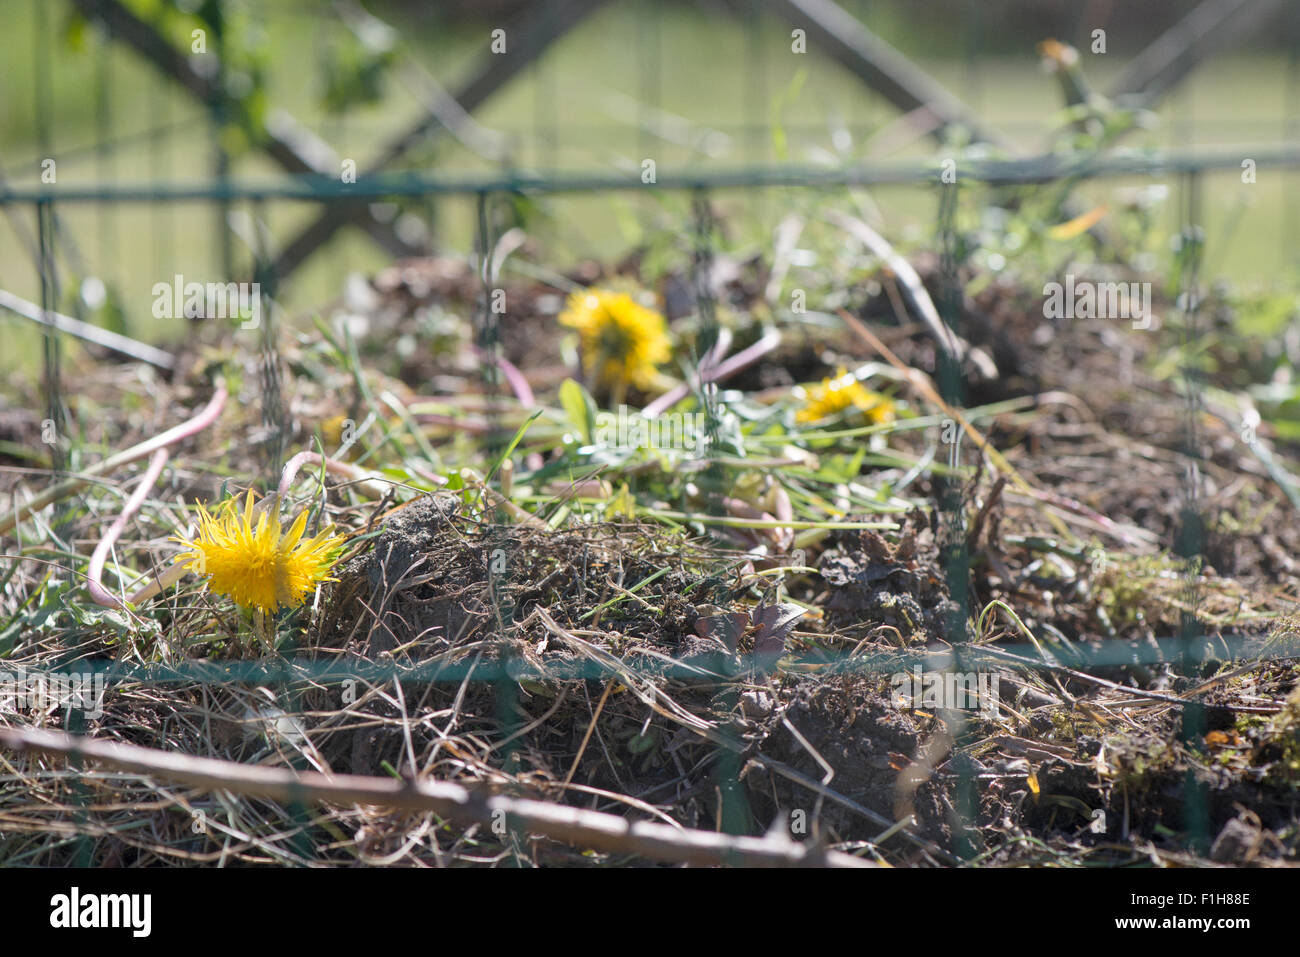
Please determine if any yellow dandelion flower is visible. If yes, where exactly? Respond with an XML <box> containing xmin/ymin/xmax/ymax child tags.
<box><xmin>795</xmin><ymin>369</ymin><xmax>896</xmax><ymax>425</ymax></box>
<box><xmin>558</xmin><ymin>288</ymin><xmax>670</xmax><ymax>391</ymax></box>
<box><xmin>174</xmin><ymin>490</ymin><xmax>346</xmax><ymax>614</ymax></box>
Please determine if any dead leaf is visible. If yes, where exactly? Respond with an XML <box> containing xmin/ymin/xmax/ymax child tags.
<box><xmin>694</xmin><ymin>605</ymin><xmax>750</xmax><ymax>653</ymax></box>
<box><xmin>752</xmin><ymin>601</ymin><xmax>804</xmax><ymax>657</ymax></box>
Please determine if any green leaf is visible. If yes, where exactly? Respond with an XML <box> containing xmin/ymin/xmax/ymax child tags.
<box><xmin>559</xmin><ymin>378</ymin><xmax>597</xmax><ymax>445</ymax></box>
<box><xmin>816</xmin><ymin>447</ymin><xmax>867</xmax><ymax>484</ymax></box>
<box><xmin>486</xmin><ymin>409</ymin><xmax>543</xmax><ymax>484</ymax></box>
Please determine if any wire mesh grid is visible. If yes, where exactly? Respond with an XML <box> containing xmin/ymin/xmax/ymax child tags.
<box><xmin>2</xmin><ymin>0</ymin><xmax>1300</xmax><ymax>868</ymax></box>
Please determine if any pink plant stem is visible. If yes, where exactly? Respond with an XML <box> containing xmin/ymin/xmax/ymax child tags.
<box><xmin>408</xmin><ymin>462</ymin><xmax>449</xmax><ymax>487</ymax></box>
<box><xmin>469</xmin><ymin>345</ymin><xmax>545</xmax><ymax>470</ymax></box>
<box><xmin>643</xmin><ymin>330</ymin><xmax>781</xmax><ymax>418</ymax></box>
<box><xmin>0</xmin><ymin>383</ymin><xmax>226</xmax><ymax>539</ymax></box>
<box><xmin>412</xmin><ymin>413</ymin><xmax>495</xmax><ymax>433</ymax></box>
<box><xmin>1011</xmin><ymin>485</ymin><xmax>1150</xmax><ymax>549</ymax></box>
<box><xmin>703</xmin><ymin>328</ymin><xmax>734</xmax><ymax>374</ymax></box>
<box><xmin>87</xmin><ymin>449</ymin><xmax>170</xmax><ymax>610</ymax></box>
<box><xmin>278</xmin><ymin>451</ymin><xmax>369</xmax><ymax>501</ymax></box>
<box><xmin>117</xmin><ymin>383</ymin><xmax>228</xmax><ymax>469</ymax></box>
<box><xmin>85</xmin><ymin>383</ymin><xmax>227</xmax><ymax>609</ymax></box>
<box><xmin>471</xmin><ymin>345</ymin><xmax>535</xmax><ymax>407</ymax></box>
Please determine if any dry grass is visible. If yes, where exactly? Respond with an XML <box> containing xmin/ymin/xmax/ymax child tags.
<box><xmin>2</xmin><ymin>234</ymin><xmax>1300</xmax><ymax>867</ymax></box>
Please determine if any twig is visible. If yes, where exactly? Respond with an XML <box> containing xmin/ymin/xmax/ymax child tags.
<box><xmin>0</xmin><ymin>727</ymin><xmax>872</xmax><ymax>868</ymax></box>
<box><xmin>0</xmin><ymin>287</ymin><xmax>176</xmax><ymax>370</ymax></box>
<box><xmin>562</xmin><ymin>679</ymin><xmax>616</xmax><ymax>790</ymax></box>
<box><xmin>458</xmin><ymin>468</ymin><xmax>548</xmax><ymax>529</ymax></box>
<box><xmin>966</xmin><ymin>475</ymin><xmax>1006</xmax><ymax>550</ymax></box>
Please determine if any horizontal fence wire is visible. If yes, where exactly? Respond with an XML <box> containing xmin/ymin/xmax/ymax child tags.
<box><xmin>2</xmin><ymin>146</ymin><xmax>1299</xmax><ymax>204</ymax></box>
<box><xmin>0</xmin><ymin>633</ymin><xmax>1278</xmax><ymax>683</ymax></box>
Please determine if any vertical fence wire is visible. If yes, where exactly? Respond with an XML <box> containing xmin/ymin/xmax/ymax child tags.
<box><xmin>934</xmin><ymin>178</ymin><xmax>979</xmax><ymax>857</ymax></box>
<box><xmin>1175</xmin><ymin>167</ymin><xmax>1210</xmax><ymax>854</ymax></box>
<box><xmin>688</xmin><ymin>186</ymin><xmax>749</xmax><ymax>840</ymax></box>
<box><xmin>37</xmin><ymin>200</ymin><xmax>64</xmax><ymax>479</ymax></box>
<box><xmin>474</xmin><ymin>187</ymin><xmax>524</xmax><ymax>855</ymax></box>
<box><xmin>95</xmin><ymin>11</ymin><xmax>117</xmax><ymax>315</ymax></box>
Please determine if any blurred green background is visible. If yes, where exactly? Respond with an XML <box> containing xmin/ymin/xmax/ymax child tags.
<box><xmin>2</xmin><ymin>0</ymin><xmax>1299</xmax><ymax>373</ymax></box>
